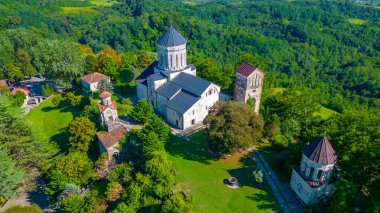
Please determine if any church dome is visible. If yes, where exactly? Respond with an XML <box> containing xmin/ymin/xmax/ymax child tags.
<box><xmin>157</xmin><ymin>26</ymin><xmax>187</xmax><ymax>47</ymax></box>
<box><xmin>303</xmin><ymin>136</ymin><xmax>337</xmax><ymax>165</ymax></box>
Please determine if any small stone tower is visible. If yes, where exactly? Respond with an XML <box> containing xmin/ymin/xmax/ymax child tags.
<box><xmin>290</xmin><ymin>136</ymin><xmax>337</xmax><ymax>205</ymax></box>
<box><xmin>98</xmin><ymin>91</ymin><xmax>118</xmax><ymax>131</ymax></box>
<box><xmin>234</xmin><ymin>62</ymin><xmax>265</xmax><ymax>113</ymax></box>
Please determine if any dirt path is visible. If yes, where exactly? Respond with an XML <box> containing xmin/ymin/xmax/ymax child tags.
<box><xmin>0</xmin><ymin>175</ymin><xmax>56</xmax><ymax>213</ymax></box>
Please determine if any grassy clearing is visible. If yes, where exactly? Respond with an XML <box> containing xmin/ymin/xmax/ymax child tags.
<box><xmin>26</xmin><ymin>96</ymin><xmax>82</xmax><ymax>151</ymax></box>
<box><xmin>347</xmin><ymin>18</ymin><xmax>367</xmax><ymax>25</ymax></box>
<box><xmin>166</xmin><ymin>131</ymin><xmax>280</xmax><ymax>213</ymax></box>
<box><xmin>90</xmin><ymin>0</ymin><xmax>116</xmax><ymax>6</ymax></box>
<box><xmin>314</xmin><ymin>106</ymin><xmax>338</xmax><ymax>120</ymax></box>
<box><xmin>60</xmin><ymin>7</ymin><xmax>98</xmax><ymax>15</ymax></box>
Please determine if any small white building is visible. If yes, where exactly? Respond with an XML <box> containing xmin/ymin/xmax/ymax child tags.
<box><xmin>80</xmin><ymin>72</ymin><xmax>110</xmax><ymax>92</ymax></box>
<box><xmin>135</xmin><ymin>26</ymin><xmax>221</xmax><ymax>130</ymax></box>
<box><xmin>290</xmin><ymin>136</ymin><xmax>337</xmax><ymax>205</ymax></box>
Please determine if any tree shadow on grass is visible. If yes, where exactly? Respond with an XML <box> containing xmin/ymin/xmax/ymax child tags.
<box><xmin>246</xmin><ymin>192</ymin><xmax>282</xmax><ymax>212</ymax></box>
<box><xmin>165</xmin><ymin>131</ymin><xmax>214</xmax><ymax>164</ymax></box>
<box><xmin>50</xmin><ymin>130</ymin><xmax>70</xmax><ymax>153</ymax></box>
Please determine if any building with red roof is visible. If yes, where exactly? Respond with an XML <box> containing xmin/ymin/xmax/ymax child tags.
<box><xmin>97</xmin><ymin>126</ymin><xmax>128</xmax><ymax>159</ymax></box>
<box><xmin>80</xmin><ymin>72</ymin><xmax>110</xmax><ymax>92</ymax></box>
<box><xmin>234</xmin><ymin>62</ymin><xmax>265</xmax><ymax>113</ymax></box>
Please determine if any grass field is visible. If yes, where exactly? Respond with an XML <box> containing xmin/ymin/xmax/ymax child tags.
<box><xmin>314</xmin><ymin>106</ymin><xmax>338</xmax><ymax>120</ymax></box>
<box><xmin>347</xmin><ymin>18</ymin><xmax>368</xmax><ymax>25</ymax></box>
<box><xmin>26</xmin><ymin>96</ymin><xmax>82</xmax><ymax>151</ymax></box>
<box><xmin>166</xmin><ymin>131</ymin><xmax>281</xmax><ymax>213</ymax></box>
<box><xmin>60</xmin><ymin>7</ymin><xmax>98</xmax><ymax>15</ymax></box>
<box><xmin>90</xmin><ymin>0</ymin><xmax>116</xmax><ymax>6</ymax></box>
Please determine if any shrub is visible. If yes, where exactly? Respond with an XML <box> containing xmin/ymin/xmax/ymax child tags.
<box><xmin>272</xmin><ymin>133</ymin><xmax>289</xmax><ymax>151</ymax></box>
<box><xmin>51</xmin><ymin>94</ymin><xmax>63</xmax><ymax>107</ymax></box>
<box><xmin>253</xmin><ymin>170</ymin><xmax>264</xmax><ymax>183</ymax></box>
<box><xmin>105</xmin><ymin>182</ymin><xmax>123</xmax><ymax>201</ymax></box>
<box><xmin>66</xmin><ymin>92</ymin><xmax>83</xmax><ymax>107</ymax></box>
<box><xmin>13</xmin><ymin>90</ymin><xmax>25</xmax><ymax>107</ymax></box>
<box><xmin>3</xmin><ymin>205</ymin><xmax>41</xmax><ymax>213</ymax></box>
<box><xmin>42</xmin><ymin>83</ymin><xmax>54</xmax><ymax>97</ymax></box>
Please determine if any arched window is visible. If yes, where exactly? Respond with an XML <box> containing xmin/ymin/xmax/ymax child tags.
<box><xmin>170</xmin><ymin>55</ymin><xmax>173</xmax><ymax>68</ymax></box>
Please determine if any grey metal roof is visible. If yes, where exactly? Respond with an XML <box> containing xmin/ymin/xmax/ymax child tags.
<box><xmin>149</xmin><ymin>73</ymin><xmax>166</xmax><ymax>81</ymax></box>
<box><xmin>171</xmin><ymin>72</ymin><xmax>211</xmax><ymax>96</ymax></box>
<box><xmin>304</xmin><ymin>136</ymin><xmax>337</xmax><ymax>165</ymax></box>
<box><xmin>156</xmin><ymin>81</ymin><xmax>182</xmax><ymax>99</ymax></box>
<box><xmin>157</xmin><ymin>26</ymin><xmax>187</xmax><ymax>47</ymax></box>
<box><xmin>166</xmin><ymin>91</ymin><xmax>200</xmax><ymax>114</ymax></box>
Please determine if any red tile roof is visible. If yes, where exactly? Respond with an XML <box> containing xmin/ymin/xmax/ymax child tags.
<box><xmin>98</xmin><ymin>101</ymin><xmax>117</xmax><ymax>113</ymax></box>
<box><xmin>97</xmin><ymin>126</ymin><xmax>127</xmax><ymax>149</ymax></box>
<box><xmin>80</xmin><ymin>72</ymin><xmax>110</xmax><ymax>84</ymax></box>
<box><xmin>303</xmin><ymin>136</ymin><xmax>337</xmax><ymax>165</ymax></box>
<box><xmin>11</xmin><ymin>87</ymin><xmax>29</xmax><ymax>96</ymax></box>
<box><xmin>0</xmin><ymin>79</ymin><xmax>10</xmax><ymax>88</ymax></box>
<box><xmin>135</xmin><ymin>61</ymin><xmax>158</xmax><ymax>85</ymax></box>
<box><xmin>236</xmin><ymin>62</ymin><xmax>263</xmax><ymax>77</ymax></box>
<box><xmin>100</xmin><ymin>91</ymin><xmax>112</xmax><ymax>98</ymax></box>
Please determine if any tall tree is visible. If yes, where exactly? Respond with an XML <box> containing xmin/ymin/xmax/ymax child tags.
<box><xmin>130</xmin><ymin>99</ymin><xmax>153</xmax><ymax>124</ymax></box>
<box><xmin>0</xmin><ymin>148</ymin><xmax>23</xmax><ymax>203</ymax></box>
<box><xmin>96</xmin><ymin>78</ymin><xmax>113</xmax><ymax>94</ymax></box>
<box><xmin>204</xmin><ymin>101</ymin><xmax>264</xmax><ymax>155</ymax></box>
<box><xmin>69</xmin><ymin>116</ymin><xmax>96</xmax><ymax>153</ymax></box>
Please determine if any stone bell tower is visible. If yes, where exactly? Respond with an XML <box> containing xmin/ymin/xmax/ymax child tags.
<box><xmin>98</xmin><ymin>91</ymin><xmax>118</xmax><ymax>131</ymax></box>
<box><xmin>234</xmin><ymin>62</ymin><xmax>265</xmax><ymax>113</ymax></box>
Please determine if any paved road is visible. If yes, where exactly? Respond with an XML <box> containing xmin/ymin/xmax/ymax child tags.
<box><xmin>253</xmin><ymin>149</ymin><xmax>303</xmax><ymax>213</ymax></box>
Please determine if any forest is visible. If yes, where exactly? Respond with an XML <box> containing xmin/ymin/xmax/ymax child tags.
<box><xmin>0</xmin><ymin>0</ymin><xmax>379</xmax><ymax>212</ymax></box>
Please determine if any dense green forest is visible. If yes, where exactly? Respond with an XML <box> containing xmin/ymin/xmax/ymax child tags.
<box><xmin>0</xmin><ymin>0</ymin><xmax>379</xmax><ymax>212</ymax></box>
<box><xmin>1</xmin><ymin>0</ymin><xmax>379</xmax><ymax>111</ymax></box>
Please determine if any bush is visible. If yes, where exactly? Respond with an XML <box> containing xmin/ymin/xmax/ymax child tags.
<box><xmin>105</xmin><ymin>182</ymin><xmax>123</xmax><ymax>201</ymax></box>
<box><xmin>13</xmin><ymin>90</ymin><xmax>26</xmax><ymax>107</ymax></box>
<box><xmin>66</xmin><ymin>92</ymin><xmax>83</xmax><ymax>107</ymax></box>
<box><xmin>253</xmin><ymin>170</ymin><xmax>264</xmax><ymax>183</ymax></box>
<box><xmin>60</xmin><ymin>195</ymin><xmax>86</xmax><ymax>213</ymax></box>
<box><xmin>51</xmin><ymin>94</ymin><xmax>63</xmax><ymax>107</ymax></box>
<box><xmin>272</xmin><ymin>134</ymin><xmax>289</xmax><ymax>151</ymax></box>
<box><xmin>42</xmin><ymin>83</ymin><xmax>54</xmax><ymax>97</ymax></box>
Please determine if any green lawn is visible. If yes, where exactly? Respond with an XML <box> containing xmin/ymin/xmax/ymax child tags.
<box><xmin>166</xmin><ymin>131</ymin><xmax>281</xmax><ymax>213</ymax></box>
<box><xmin>26</xmin><ymin>96</ymin><xmax>82</xmax><ymax>152</ymax></box>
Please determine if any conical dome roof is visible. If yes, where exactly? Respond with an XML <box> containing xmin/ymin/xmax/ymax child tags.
<box><xmin>303</xmin><ymin>136</ymin><xmax>337</xmax><ymax>165</ymax></box>
<box><xmin>157</xmin><ymin>26</ymin><xmax>187</xmax><ymax>47</ymax></box>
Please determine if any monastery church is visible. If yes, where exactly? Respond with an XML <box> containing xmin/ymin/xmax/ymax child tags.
<box><xmin>136</xmin><ymin>26</ymin><xmax>264</xmax><ymax>130</ymax></box>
